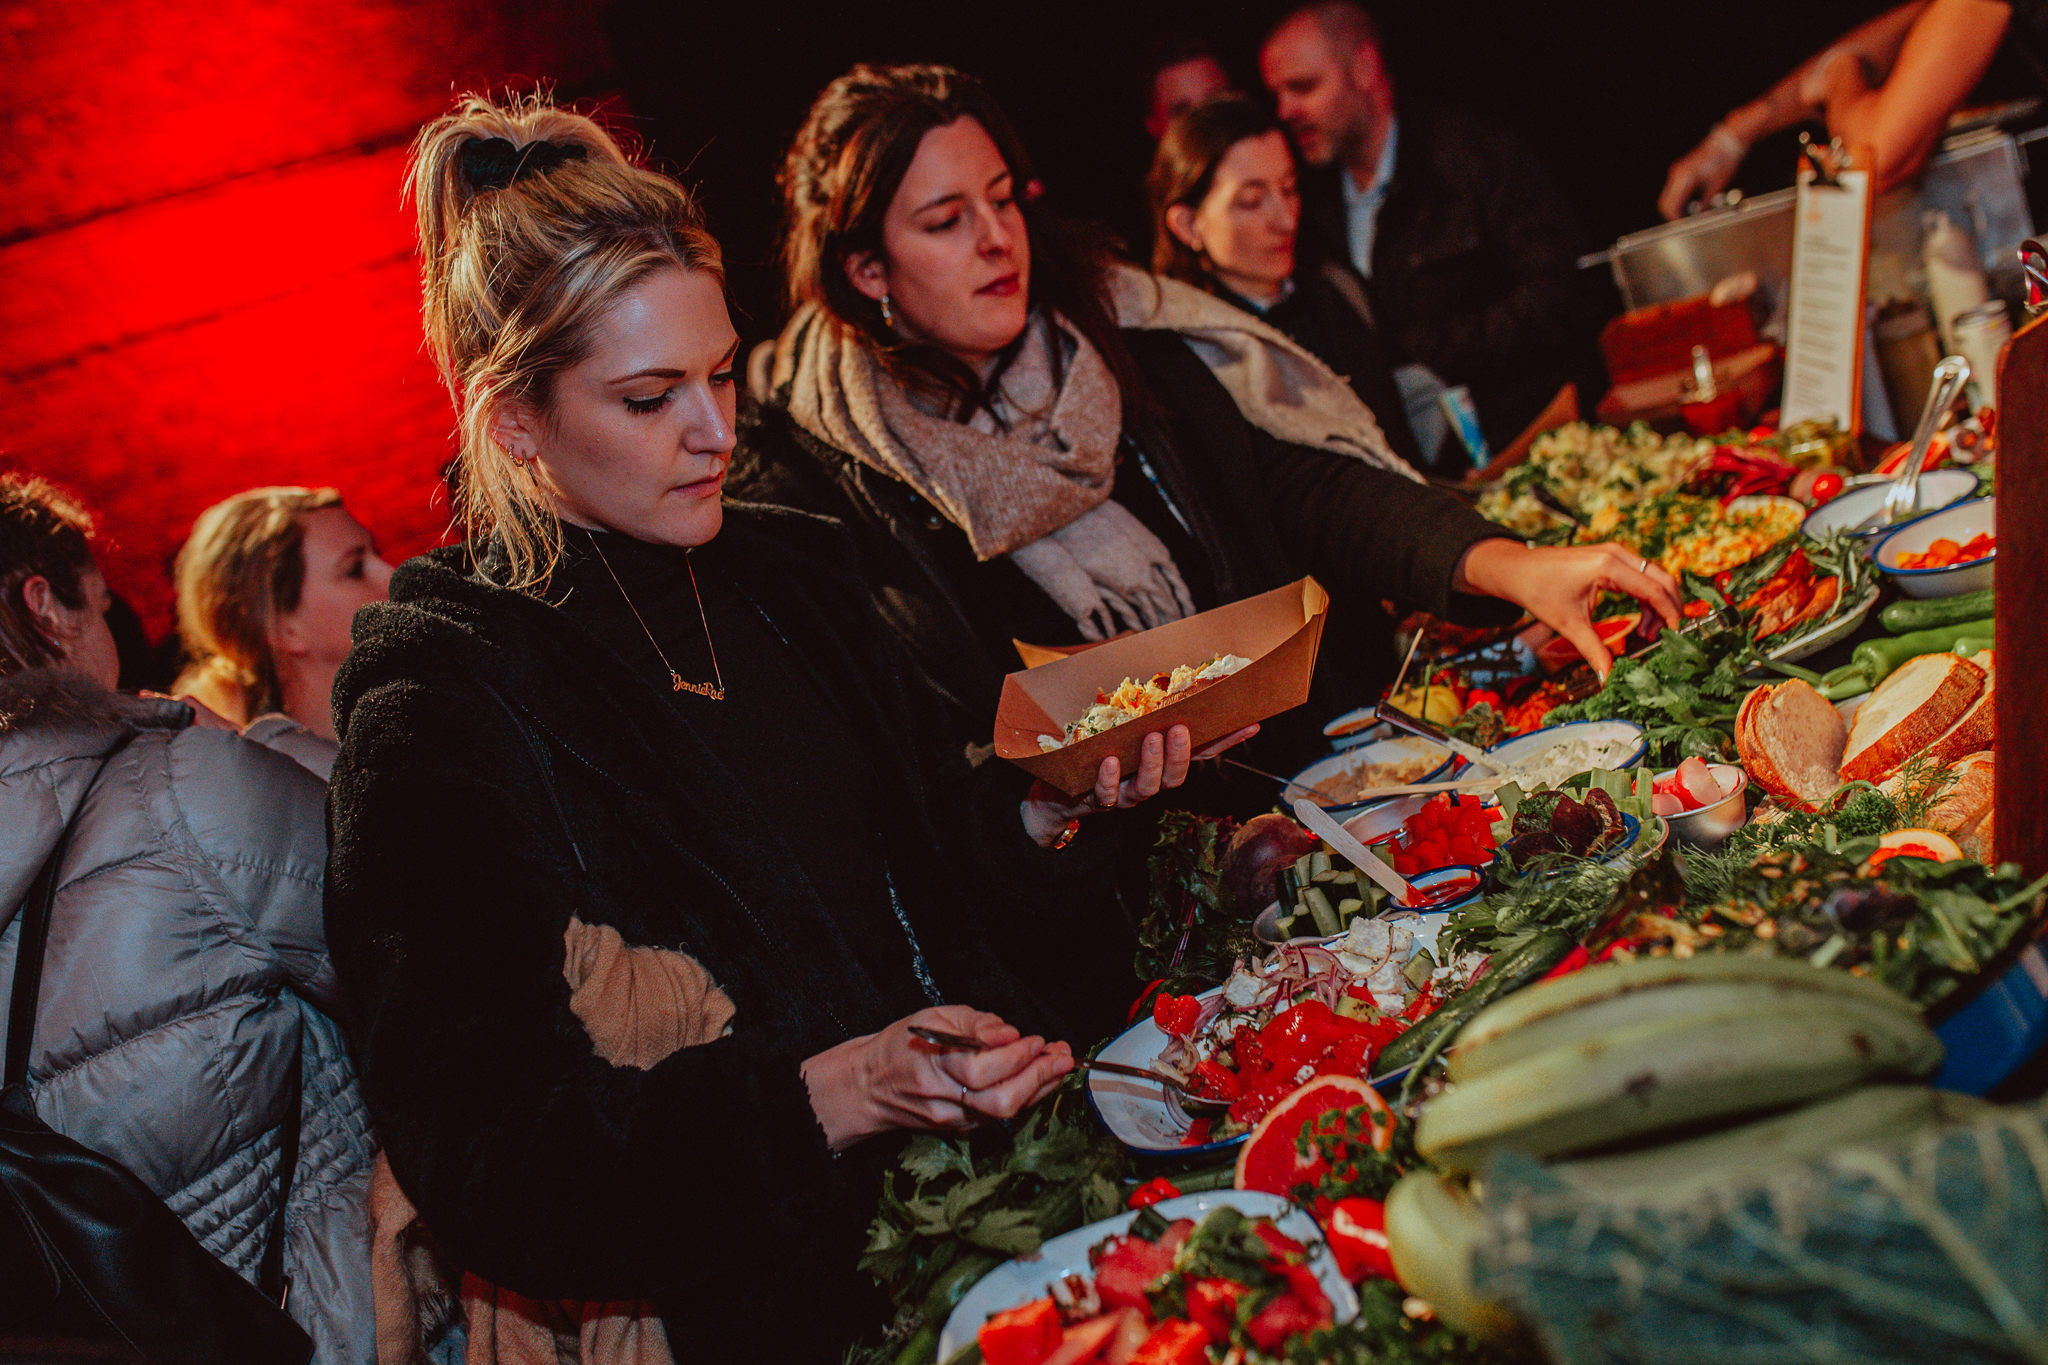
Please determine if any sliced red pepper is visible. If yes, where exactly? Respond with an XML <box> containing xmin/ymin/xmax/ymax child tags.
<box><xmin>1127</xmin><ymin>1177</ymin><xmax>1182</xmax><ymax>1209</ymax></box>
<box><xmin>1326</xmin><ymin>1197</ymin><xmax>1399</xmax><ymax>1282</ymax></box>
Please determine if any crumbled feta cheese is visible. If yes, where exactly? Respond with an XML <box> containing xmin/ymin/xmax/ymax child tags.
<box><xmin>1344</xmin><ymin>918</ymin><xmax>1392</xmax><ymax>959</ymax></box>
<box><xmin>1371</xmin><ymin>992</ymin><xmax>1406</xmax><ymax>1013</ymax></box>
<box><xmin>1389</xmin><ymin>924</ymin><xmax>1415</xmax><ymax>956</ymax></box>
<box><xmin>1222</xmin><ymin>967</ymin><xmax>1266</xmax><ymax>1010</ymax></box>
<box><xmin>1336</xmin><ymin>951</ymin><xmax>1378</xmax><ymax>977</ymax></box>
<box><xmin>1367</xmin><ymin>957</ymin><xmax>1408</xmax><ymax>996</ymax></box>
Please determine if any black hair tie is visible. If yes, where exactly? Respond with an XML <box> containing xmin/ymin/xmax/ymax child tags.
<box><xmin>459</xmin><ymin>136</ymin><xmax>588</xmax><ymax>193</ymax></box>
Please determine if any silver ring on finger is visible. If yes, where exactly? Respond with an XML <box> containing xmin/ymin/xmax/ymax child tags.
<box><xmin>1637</xmin><ymin>556</ymin><xmax>1650</xmax><ymax>574</ymax></box>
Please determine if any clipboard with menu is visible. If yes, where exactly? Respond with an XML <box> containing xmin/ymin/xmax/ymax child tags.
<box><xmin>1780</xmin><ymin>138</ymin><xmax>1875</xmax><ymax>433</ymax></box>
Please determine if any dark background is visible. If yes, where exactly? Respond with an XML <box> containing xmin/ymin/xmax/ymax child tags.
<box><xmin>3</xmin><ymin>0</ymin><xmax>2033</xmax><ymax>638</ymax></box>
<box><xmin>607</xmin><ymin>0</ymin><xmax>2037</xmax><ymax>333</ymax></box>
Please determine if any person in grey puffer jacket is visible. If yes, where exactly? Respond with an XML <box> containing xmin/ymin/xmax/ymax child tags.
<box><xmin>0</xmin><ymin>473</ymin><xmax>376</xmax><ymax>1365</ymax></box>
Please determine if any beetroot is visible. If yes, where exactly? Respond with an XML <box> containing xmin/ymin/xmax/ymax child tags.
<box><xmin>1222</xmin><ymin>814</ymin><xmax>1320</xmax><ymax>910</ymax></box>
<box><xmin>1580</xmin><ymin>787</ymin><xmax>1625</xmax><ymax>852</ymax></box>
<box><xmin>1547</xmin><ymin>794</ymin><xmax>1602</xmax><ymax>854</ymax></box>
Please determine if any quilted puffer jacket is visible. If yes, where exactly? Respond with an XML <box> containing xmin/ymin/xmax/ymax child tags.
<box><xmin>0</xmin><ymin>670</ymin><xmax>375</xmax><ymax>1364</ymax></box>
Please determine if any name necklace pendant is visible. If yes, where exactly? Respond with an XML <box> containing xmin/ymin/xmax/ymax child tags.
<box><xmin>588</xmin><ymin>534</ymin><xmax>727</xmax><ymax>701</ymax></box>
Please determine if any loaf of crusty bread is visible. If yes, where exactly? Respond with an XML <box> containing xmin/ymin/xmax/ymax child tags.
<box><xmin>1841</xmin><ymin>654</ymin><xmax>1985</xmax><ymax>784</ymax></box>
<box><xmin>1735</xmin><ymin>679</ymin><xmax>1848</xmax><ymax>811</ymax></box>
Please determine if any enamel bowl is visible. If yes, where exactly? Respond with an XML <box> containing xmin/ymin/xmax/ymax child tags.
<box><xmin>1287</xmin><ymin>735</ymin><xmax>1456</xmax><ymax>815</ymax></box>
<box><xmin>1873</xmin><ymin>497</ymin><xmax>1996</xmax><ymax>598</ymax></box>
<box><xmin>1801</xmin><ymin>470</ymin><xmax>1978</xmax><ymax>542</ymax></box>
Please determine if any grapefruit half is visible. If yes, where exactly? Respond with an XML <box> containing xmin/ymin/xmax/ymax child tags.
<box><xmin>1234</xmin><ymin>1076</ymin><xmax>1395</xmax><ymax>1214</ymax></box>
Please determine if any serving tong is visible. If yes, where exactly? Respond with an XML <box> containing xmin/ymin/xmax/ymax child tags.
<box><xmin>1853</xmin><ymin>355</ymin><xmax>1970</xmax><ymax>533</ymax></box>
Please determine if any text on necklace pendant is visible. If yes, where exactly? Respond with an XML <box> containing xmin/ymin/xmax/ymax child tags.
<box><xmin>671</xmin><ymin>673</ymin><xmax>725</xmax><ymax>700</ymax></box>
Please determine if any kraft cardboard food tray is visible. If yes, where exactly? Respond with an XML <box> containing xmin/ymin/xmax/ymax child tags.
<box><xmin>994</xmin><ymin>577</ymin><xmax>1330</xmax><ymax>796</ymax></box>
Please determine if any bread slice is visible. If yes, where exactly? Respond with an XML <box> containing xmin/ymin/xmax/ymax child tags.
<box><xmin>1735</xmin><ymin>684</ymin><xmax>1791</xmax><ymax>806</ymax></box>
<box><xmin>1926</xmin><ymin>752</ymin><xmax>1994</xmax><ymax>840</ymax></box>
<box><xmin>1924</xmin><ymin>667</ymin><xmax>1995</xmax><ymax>766</ymax></box>
<box><xmin>1736</xmin><ymin>680</ymin><xmax>1847</xmax><ymax>811</ymax></box>
<box><xmin>1841</xmin><ymin>654</ymin><xmax>1984</xmax><ymax>784</ymax></box>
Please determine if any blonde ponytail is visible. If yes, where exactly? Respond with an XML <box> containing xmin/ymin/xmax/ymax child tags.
<box><xmin>407</xmin><ymin>91</ymin><xmax>724</xmax><ymax>590</ymax></box>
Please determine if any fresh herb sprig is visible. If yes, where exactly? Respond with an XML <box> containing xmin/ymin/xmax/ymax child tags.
<box><xmin>1543</xmin><ymin>626</ymin><xmax>1751</xmax><ymax>767</ymax></box>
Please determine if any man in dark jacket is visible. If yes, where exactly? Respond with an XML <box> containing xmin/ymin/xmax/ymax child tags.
<box><xmin>1259</xmin><ymin>1</ymin><xmax>1606</xmax><ymax>461</ymax></box>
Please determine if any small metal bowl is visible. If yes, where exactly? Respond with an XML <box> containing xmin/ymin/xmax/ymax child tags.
<box><xmin>1654</xmin><ymin>762</ymin><xmax>1748</xmax><ymax>849</ymax></box>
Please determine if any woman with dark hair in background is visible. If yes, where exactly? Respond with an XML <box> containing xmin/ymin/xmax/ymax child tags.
<box><xmin>732</xmin><ymin>62</ymin><xmax>1681</xmax><ymax>794</ymax></box>
<box><xmin>0</xmin><ymin>473</ymin><xmax>377</xmax><ymax>1363</ymax></box>
<box><xmin>174</xmin><ymin>486</ymin><xmax>395</xmax><ymax>779</ymax></box>
<box><xmin>1148</xmin><ymin>95</ymin><xmax>1422</xmax><ymax>464</ymax></box>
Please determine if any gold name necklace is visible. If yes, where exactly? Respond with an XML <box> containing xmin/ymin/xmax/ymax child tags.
<box><xmin>586</xmin><ymin>533</ymin><xmax>726</xmax><ymax>700</ymax></box>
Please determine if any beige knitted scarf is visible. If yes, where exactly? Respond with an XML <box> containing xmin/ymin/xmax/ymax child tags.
<box><xmin>772</xmin><ymin>267</ymin><xmax>1420</xmax><ymax>639</ymax></box>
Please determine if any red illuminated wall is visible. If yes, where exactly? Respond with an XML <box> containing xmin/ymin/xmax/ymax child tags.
<box><xmin>0</xmin><ymin>1</ymin><xmax>614</xmax><ymax>639</ymax></box>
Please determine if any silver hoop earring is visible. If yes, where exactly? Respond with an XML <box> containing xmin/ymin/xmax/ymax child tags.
<box><xmin>880</xmin><ymin>293</ymin><xmax>895</xmax><ymax>329</ymax></box>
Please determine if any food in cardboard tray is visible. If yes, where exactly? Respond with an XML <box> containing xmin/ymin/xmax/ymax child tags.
<box><xmin>1036</xmin><ymin>654</ymin><xmax>1251</xmax><ymax>750</ymax></box>
<box><xmin>1841</xmin><ymin>653</ymin><xmax>1985</xmax><ymax>784</ymax></box>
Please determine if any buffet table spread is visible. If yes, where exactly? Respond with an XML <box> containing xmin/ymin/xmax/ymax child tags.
<box><xmin>853</xmin><ymin>396</ymin><xmax>2045</xmax><ymax>1365</ymax></box>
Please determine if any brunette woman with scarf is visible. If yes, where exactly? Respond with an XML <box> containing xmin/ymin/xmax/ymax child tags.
<box><xmin>731</xmin><ymin>64</ymin><xmax>1683</xmax><ymax>793</ymax></box>
<box><xmin>323</xmin><ymin>93</ymin><xmax>1241</xmax><ymax>1365</ymax></box>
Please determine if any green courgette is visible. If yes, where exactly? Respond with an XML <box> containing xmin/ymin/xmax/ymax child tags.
<box><xmin>1276</xmin><ymin>865</ymin><xmax>1302</xmax><ymax>915</ymax></box>
<box><xmin>1952</xmin><ymin>636</ymin><xmax>1995</xmax><ymax>658</ymax></box>
<box><xmin>1302</xmin><ymin>886</ymin><xmax>1342</xmax><ymax>937</ymax></box>
<box><xmin>1879</xmin><ymin>588</ymin><xmax>1994</xmax><ymax>634</ymax></box>
<box><xmin>1849</xmin><ymin>616</ymin><xmax>1996</xmax><ymax>686</ymax></box>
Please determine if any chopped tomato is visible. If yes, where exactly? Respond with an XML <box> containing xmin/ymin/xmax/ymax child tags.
<box><xmin>1042</xmin><ymin>1315</ymin><xmax>1123</xmax><ymax>1365</ymax></box>
<box><xmin>1244</xmin><ymin>1293</ymin><xmax>1330</xmax><ymax>1352</ymax></box>
<box><xmin>1127</xmin><ymin>1178</ymin><xmax>1181</xmax><ymax>1210</ymax></box>
<box><xmin>979</xmin><ymin>1298</ymin><xmax>1064</xmax><ymax>1365</ymax></box>
<box><xmin>1183</xmin><ymin>1278</ymin><xmax>1245</xmax><ymax>1341</ymax></box>
<box><xmin>1189</xmin><ymin>1059</ymin><xmax>1240</xmax><ymax>1101</ymax></box>
<box><xmin>1151</xmin><ymin>993</ymin><xmax>1202</xmax><ymax>1038</ymax></box>
<box><xmin>1180</xmin><ymin>1118</ymin><xmax>1213</xmax><ymax>1147</ymax></box>
<box><xmin>1128</xmin><ymin>1319</ymin><xmax>1211</xmax><ymax>1365</ymax></box>
<box><xmin>1252</xmin><ymin>1223</ymin><xmax>1307</xmax><ymax>1259</ymax></box>
<box><xmin>1093</xmin><ymin>1238</ymin><xmax>1175</xmax><ymax>1313</ymax></box>
<box><xmin>1259</xmin><ymin>1000</ymin><xmax>1354</xmax><ymax>1070</ymax></box>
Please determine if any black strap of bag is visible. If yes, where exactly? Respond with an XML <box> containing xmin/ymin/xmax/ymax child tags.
<box><xmin>0</xmin><ymin>732</ymin><xmax>312</xmax><ymax>1364</ymax></box>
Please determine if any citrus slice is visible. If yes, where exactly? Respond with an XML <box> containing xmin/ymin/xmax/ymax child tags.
<box><xmin>1233</xmin><ymin>1076</ymin><xmax>1394</xmax><ymax>1215</ymax></box>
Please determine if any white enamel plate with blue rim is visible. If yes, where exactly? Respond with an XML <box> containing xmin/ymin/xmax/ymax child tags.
<box><xmin>936</xmin><ymin>1190</ymin><xmax>1359</xmax><ymax>1361</ymax></box>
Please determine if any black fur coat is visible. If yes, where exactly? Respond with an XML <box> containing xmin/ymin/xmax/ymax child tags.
<box><xmin>325</xmin><ymin>505</ymin><xmax>1113</xmax><ymax>1360</ymax></box>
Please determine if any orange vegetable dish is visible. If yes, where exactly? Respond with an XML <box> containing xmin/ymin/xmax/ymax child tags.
<box><xmin>1896</xmin><ymin>532</ymin><xmax>1994</xmax><ymax>570</ymax></box>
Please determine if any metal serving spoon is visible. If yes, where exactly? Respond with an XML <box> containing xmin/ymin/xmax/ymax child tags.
<box><xmin>1072</xmin><ymin>1058</ymin><xmax>1232</xmax><ymax>1117</ymax></box>
<box><xmin>1856</xmin><ymin>355</ymin><xmax>1970</xmax><ymax>532</ymax></box>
